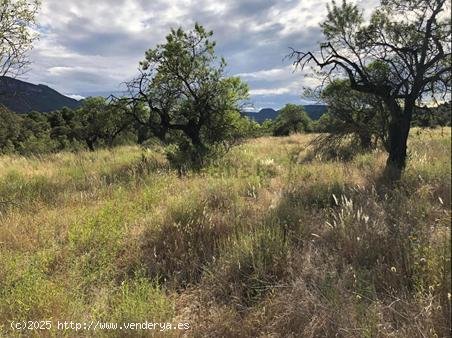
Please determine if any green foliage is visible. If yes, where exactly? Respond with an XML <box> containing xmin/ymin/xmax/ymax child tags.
<box><xmin>260</xmin><ymin>119</ymin><xmax>274</xmax><ymax>134</ymax></box>
<box><xmin>273</xmin><ymin>104</ymin><xmax>312</xmax><ymax>136</ymax></box>
<box><xmin>412</xmin><ymin>101</ymin><xmax>452</xmax><ymax>128</ymax></box>
<box><xmin>75</xmin><ymin>97</ymin><xmax>133</xmax><ymax>150</ymax></box>
<box><xmin>129</xmin><ymin>24</ymin><xmax>250</xmax><ymax>167</ymax></box>
<box><xmin>295</xmin><ymin>0</ymin><xmax>451</xmax><ymax>172</ymax></box>
<box><xmin>0</xmin><ymin>99</ymin><xmax>136</xmax><ymax>154</ymax></box>
<box><xmin>321</xmin><ymin>0</ymin><xmax>363</xmax><ymax>40</ymax></box>
<box><xmin>0</xmin><ymin>107</ymin><xmax>22</xmax><ymax>153</ymax></box>
<box><xmin>318</xmin><ymin>78</ymin><xmax>390</xmax><ymax>150</ymax></box>
<box><xmin>312</xmin><ymin>112</ymin><xmax>335</xmax><ymax>133</ymax></box>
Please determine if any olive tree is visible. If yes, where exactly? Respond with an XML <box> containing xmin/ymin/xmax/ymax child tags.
<box><xmin>291</xmin><ymin>0</ymin><xmax>451</xmax><ymax>177</ymax></box>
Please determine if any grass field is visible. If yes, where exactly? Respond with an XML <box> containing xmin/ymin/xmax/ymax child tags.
<box><xmin>0</xmin><ymin>128</ymin><xmax>450</xmax><ymax>337</ymax></box>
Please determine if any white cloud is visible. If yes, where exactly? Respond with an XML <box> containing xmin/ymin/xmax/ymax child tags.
<box><xmin>65</xmin><ymin>94</ymin><xmax>85</xmax><ymax>100</ymax></box>
<box><xmin>236</xmin><ymin>66</ymin><xmax>292</xmax><ymax>80</ymax></box>
<box><xmin>250</xmin><ymin>87</ymin><xmax>292</xmax><ymax>96</ymax></box>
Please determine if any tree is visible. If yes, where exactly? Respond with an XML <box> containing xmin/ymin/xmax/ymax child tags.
<box><xmin>76</xmin><ymin>97</ymin><xmax>132</xmax><ymax>150</ymax></box>
<box><xmin>261</xmin><ymin>119</ymin><xmax>274</xmax><ymax>134</ymax></box>
<box><xmin>19</xmin><ymin>111</ymin><xmax>56</xmax><ymax>154</ymax></box>
<box><xmin>0</xmin><ymin>0</ymin><xmax>40</xmax><ymax>78</ymax></box>
<box><xmin>412</xmin><ymin>101</ymin><xmax>451</xmax><ymax>128</ymax></box>
<box><xmin>273</xmin><ymin>104</ymin><xmax>312</xmax><ymax>136</ymax></box>
<box><xmin>320</xmin><ymin>79</ymin><xmax>390</xmax><ymax>149</ymax></box>
<box><xmin>291</xmin><ymin>0</ymin><xmax>451</xmax><ymax>177</ymax></box>
<box><xmin>0</xmin><ymin>106</ymin><xmax>22</xmax><ymax>152</ymax></box>
<box><xmin>124</xmin><ymin>24</ymin><xmax>249</xmax><ymax>165</ymax></box>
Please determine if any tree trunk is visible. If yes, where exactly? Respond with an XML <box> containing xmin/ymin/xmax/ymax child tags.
<box><xmin>185</xmin><ymin>124</ymin><xmax>207</xmax><ymax>167</ymax></box>
<box><xmin>151</xmin><ymin>124</ymin><xmax>167</xmax><ymax>142</ymax></box>
<box><xmin>86</xmin><ymin>137</ymin><xmax>96</xmax><ymax>151</ymax></box>
<box><xmin>385</xmin><ymin>99</ymin><xmax>414</xmax><ymax>179</ymax></box>
<box><xmin>358</xmin><ymin>132</ymin><xmax>372</xmax><ymax>150</ymax></box>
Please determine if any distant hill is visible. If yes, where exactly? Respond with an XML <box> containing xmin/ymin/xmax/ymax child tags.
<box><xmin>0</xmin><ymin>76</ymin><xmax>82</xmax><ymax>113</ymax></box>
<box><xmin>303</xmin><ymin>105</ymin><xmax>328</xmax><ymax>120</ymax></box>
<box><xmin>244</xmin><ymin>108</ymin><xmax>279</xmax><ymax>123</ymax></box>
<box><xmin>243</xmin><ymin>105</ymin><xmax>327</xmax><ymax>123</ymax></box>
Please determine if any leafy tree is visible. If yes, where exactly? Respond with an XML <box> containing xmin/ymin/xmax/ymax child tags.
<box><xmin>0</xmin><ymin>0</ymin><xmax>40</xmax><ymax>78</ymax></box>
<box><xmin>19</xmin><ymin>111</ymin><xmax>56</xmax><ymax>154</ymax></box>
<box><xmin>45</xmin><ymin>108</ymin><xmax>85</xmax><ymax>150</ymax></box>
<box><xmin>291</xmin><ymin>0</ymin><xmax>451</xmax><ymax>177</ymax></box>
<box><xmin>261</xmin><ymin>119</ymin><xmax>274</xmax><ymax>135</ymax></box>
<box><xmin>125</xmin><ymin>24</ymin><xmax>249</xmax><ymax>166</ymax></box>
<box><xmin>320</xmin><ymin>79</ymin><xmax>390</xmax><ymax>149</ymax></box>
<box><xmin>46</xmin><ymin>110</ymin><xmax>72</xmax><ymax>150</ymax></box>
<box><xmin>412</xmin><ymin>101</ymin><xmax>451</xmax><ymax>128</ymax></box>
<box><xmin>229</xmin><ymin>113</ymin><xmax>263</xmax><ymax>141</ymax></box>
<box><xmin>76</xmin><ymin>97</ymin><xmax>132</xmax><ymax>150</ymax></box>
<box><xmin>0</xmin><ymin>106</ymin><xmax>22</xmax><ymax>153</ymax></box>
<box><xmin>273</xmin><ymin>104</ymin><xmax>312</xmax><ymax>136</ymax></box>
<box><xmin>312</xmin><ymin>112</ymin><xmax>335</xmax><ymax>133</ymax></box>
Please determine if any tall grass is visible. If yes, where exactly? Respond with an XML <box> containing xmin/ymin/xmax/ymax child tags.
<box><xmin>0</xmin><ymin>128</ymin><xmax>450</xmax><ymax>337</ymax></box>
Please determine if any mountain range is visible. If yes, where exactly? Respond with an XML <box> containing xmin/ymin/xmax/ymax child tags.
<box><xmin>243</xmin><ymin>105</ymin><xmax>328</xmax><ymax>123</ymax></box>
<box><xmin>0</xmin><ymin>77</ymin><xmax>328</xmax><ymax>121</ymax></box>
<box><xmin>0</xmin><ymin>76</ymin><xmax>81</xmax><ymax>113</ymax></box>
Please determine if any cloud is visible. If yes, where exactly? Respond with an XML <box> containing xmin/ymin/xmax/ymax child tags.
<box><xmin>250</xmin><ymin>87</ymin><xmax>292</xmax><ymax>96</ymax></box>
<box><xmin>236</xmin><ymin>66</ymin><xmax>292</xmax><ymax>80</ymax></box>
<box><xmin>25</xmin><ymin>0</ymin><xmax>380</xmax><ymax>109</ymax></box>
<box><xmin>65</xmin><ymin>94</ymin><xmax>85</xmax><ymax>100</ymax></box>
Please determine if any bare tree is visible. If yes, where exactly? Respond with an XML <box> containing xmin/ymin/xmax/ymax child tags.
<box><xmin>0</xmin><ymin>0</ymin><xmax>40</xmax><ymax>78</ymax></box>
<box><xmin>291</xmin><ymin>0</ymin><xmax>451</xmax><ymax>178</ymax></box>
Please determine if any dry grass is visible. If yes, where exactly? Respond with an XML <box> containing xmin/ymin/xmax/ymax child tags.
<box><xmin>0</xmin><ymin>128</ymin><xmax>450</xmax><ymax>337</ymax></box>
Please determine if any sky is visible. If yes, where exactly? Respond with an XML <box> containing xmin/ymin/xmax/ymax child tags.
<box><xmin>26</xmin><ymin>0</ymin><xmax>379</xmax><ymax>110</ymax></box>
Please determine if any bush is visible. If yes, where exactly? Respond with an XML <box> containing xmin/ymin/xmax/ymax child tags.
<box><xmin>305</xmin><ymin>136</ymin><xmax>371</xmax><ymax>162</ymax></box>
<box><xmin>319</xmin><ymin>79</ymin><xmax>389</xmax><ymax>150</ymax></box>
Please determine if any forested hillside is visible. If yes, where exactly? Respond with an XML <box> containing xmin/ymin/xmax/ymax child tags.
<box><xmin>0</xmin><ymin>76</ymin><xmax>81</xmax><ymax>113</ymax></box>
